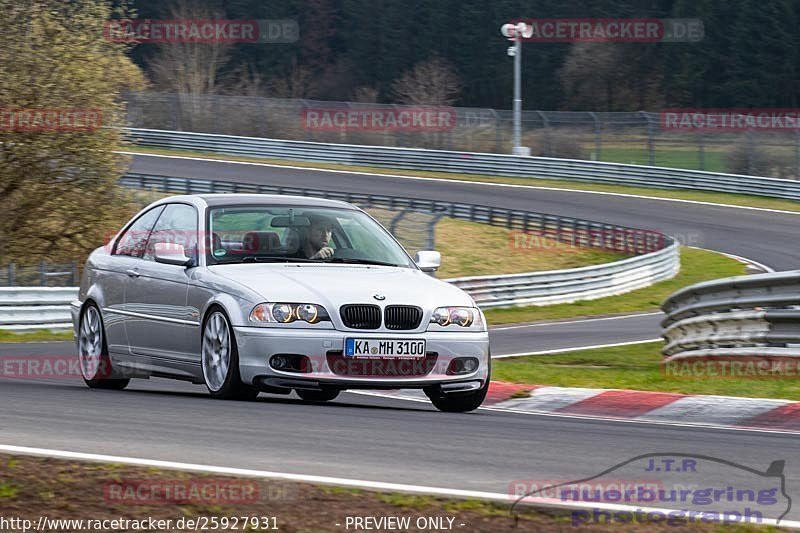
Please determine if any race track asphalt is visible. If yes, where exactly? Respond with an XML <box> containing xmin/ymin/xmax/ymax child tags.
<box><xmin>2</xmin><ymin>154</ymin><xmax>799</xmax><ymax>522</ymax></box>
<box><xmin>1</xmin><ymin>341</ymin><xmax>799</xmax><ymax>522</ymax></box>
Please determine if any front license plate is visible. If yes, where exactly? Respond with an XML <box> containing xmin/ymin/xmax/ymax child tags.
<box><xmin>345</xmin><ymin>338</ymin><xmax>426</xmax><ymax>358</ymax></box>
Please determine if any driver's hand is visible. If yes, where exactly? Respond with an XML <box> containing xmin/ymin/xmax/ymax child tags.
<box><xmin>310</xmin><ymin>246</ymin><xmax>334</xmax><ymax>259</ymax></box>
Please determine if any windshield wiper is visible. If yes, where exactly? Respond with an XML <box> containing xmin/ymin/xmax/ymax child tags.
<box><xmin>323</xmin><ymin>257</ymin><xmax>401</xmax><ymax>267</ymax></box>
<box><xmin>238</xmin><ymin>256</ymin><xmax>318</xmax><ymax>263</ymax></box>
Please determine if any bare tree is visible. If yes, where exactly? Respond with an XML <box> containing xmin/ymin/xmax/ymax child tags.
<box><xmin>559</xmin><ymin>42</ymin><xmax>663</xmax><ymax>111</ymax></box>
<box><xmin>352</xmin><ymin>86</ymin><xmax>379</xmax><ymax>103</ymax></box>
<box><xmin>559</xmin><ymin>43</ymin><xmax>622</xmax><ymax>110</ymax></box>
<box><xmin>265</xmin><ymin>62</ymin><xmax>319</xmax><ymax>99</ymax></box>
<box><xmin>225</xmin><ymin>64</ymin><xmax>266</xmax><ymax>97</ymax></box>
<box><xmin>391</xmin><ymin>57</ymin><xmax>461</xmax><ymax>105</ymax></box>
<box><xmin>145</xmin><ymin>1</ymin><xmax>232</xmax><ymax>130</ymax></box>
<box><xmin>146</xmin><ymin>0</ymin><xmax>230</xmax><ymax>96</ymax></box>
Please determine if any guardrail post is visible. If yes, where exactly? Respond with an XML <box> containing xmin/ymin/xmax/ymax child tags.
<box><xmin>7</xmin><ymin>263</ymin><xmax>14</xmax><ymax>286</ymax></box>
<box><xmin>589</xmin><ymin>112</ymin><xmax>602</xmax><ymax>160</ymax></box>
<box><xmin>426</xmin><ymin>214</ymin><xmax>444</xmax><ymax>250</ymax></box>
<box><xmin>389</xmin><ymin>209</ymin><xmax>409</xmax><ymax>237</ymax></box>
<box><xmin>39</xmin><ymin>261</ymin><xmax>46</xmax><ymax>287</ymax></box>
<box><xmin>71</xmin><ymin>262</ymin><xmax>78</xmax><ymax>286</ymax></box>
<box><xmin>698</xmin><ymin>134</ymin><xmax>705</xmax><ymax>171</ymax></box>
<box><xmin>641</xmin><ymin>111</ymin><xmax>655</xmax><ymax>166</ymax></box>
<box><xmin>536</xmin><ymin>111</ymin><xmax>550</xmax><ymax>156</ymax></box>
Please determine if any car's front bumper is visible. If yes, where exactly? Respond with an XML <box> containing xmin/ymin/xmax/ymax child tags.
<box><xmin>234</xmin><ymin>326</ymin><xmax>490</xmax><ymax>390</ymax></box>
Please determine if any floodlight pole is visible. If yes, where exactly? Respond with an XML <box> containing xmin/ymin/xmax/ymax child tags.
<box><xmin>512</xmin><ymin>31</ymin><xmax>522</xmax><ymax>155</ymax></box>
<box><xmin>502</xmin><ymin>22</ymin><xmax>530</xmax><ymax>156</ymax></box>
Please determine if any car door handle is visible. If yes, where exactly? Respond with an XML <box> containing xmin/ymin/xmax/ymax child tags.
<box><xmin>126</xmin><ymin>269</ymin><xmax>140</xmax><ymax>278</ymax></box>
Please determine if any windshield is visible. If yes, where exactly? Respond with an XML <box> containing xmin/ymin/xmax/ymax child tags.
<box><xmin>207</xmin><ymin>205</ymin><xmax>414</xmax><ymax>268</ymax></box>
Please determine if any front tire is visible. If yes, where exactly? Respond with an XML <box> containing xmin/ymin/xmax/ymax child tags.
<box><xmin>201</xmin><ymin>309</ymin><xmax>259</xmax><ymax>401</ymax></box>
<box><xmin>78</xmin><ymin>303</ymin><xmax>129</xmax><ymax>390</ymax></box>
<box><xmin>295</xmin><ymin>389</ymin><xmax>340</xmax><ymax>402</ymax></box>
<box><xmin>425</xmin><ymin>380</ymin><xmax>490</xmax><ymax>412</ymax></box>
<box><xmin>425</xmin><ymin>356</ymin><xmax>491</xmax><ymax>413</ymax></box>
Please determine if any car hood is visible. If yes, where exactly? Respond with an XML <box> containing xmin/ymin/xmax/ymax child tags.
<box><xmin>209</xmin><ymin>263</ymin><xmax>475</xmax><ymax>309</ymax></box>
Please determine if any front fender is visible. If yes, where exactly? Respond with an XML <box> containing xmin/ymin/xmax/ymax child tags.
<box><xmin>203</xmin><ymin>292</ymin><xmax>252</xmax><ymax>327</ymax></box>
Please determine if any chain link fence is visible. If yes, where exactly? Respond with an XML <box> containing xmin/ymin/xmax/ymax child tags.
<box><xmin>0</xmin><ymin>263</ymin><xmax>79</xmax><ymax>287</ymax></box>
<box><xmin>125</xmin><ymin>92</ymin><xmax>800</xmax><ymax>179</ymax></box>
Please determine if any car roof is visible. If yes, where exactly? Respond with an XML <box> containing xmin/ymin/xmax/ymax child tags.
<box><xmin>160</xmin><ymin>193</ymin><xmax>359</xmax><ymax>210</ymax></box>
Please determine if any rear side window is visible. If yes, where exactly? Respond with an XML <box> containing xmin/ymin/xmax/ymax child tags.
<box><xmin>113</xmin><ymin>206</ymin><xmax>164</xmax><ymax>258</ymax></box>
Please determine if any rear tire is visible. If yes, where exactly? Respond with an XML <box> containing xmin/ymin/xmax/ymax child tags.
<box><xmin>78</xmin><ymin>303</ymin><xmax>129</xmax><ymax>391</ymax></box>
<box><xmin>201</xmin><ymin>308</ymin><xmax>259</xmax><ymax>401</ymax></box>
<box><xmin>296</xmin><ymin>389</ymin><xmax>340</xmax><ymax>402</ymax></box>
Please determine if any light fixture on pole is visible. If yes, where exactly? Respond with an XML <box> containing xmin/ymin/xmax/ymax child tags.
<box><xmin>501</xmin><ymin>22</ymin><xmax>532</xmax><ymax>156</ymax></box>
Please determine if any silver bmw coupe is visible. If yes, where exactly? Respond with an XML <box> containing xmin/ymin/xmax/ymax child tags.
<box><xmin>71</xmin><ymin>194</ymin><xmax>490</xmax><ymax>412</ymax></box>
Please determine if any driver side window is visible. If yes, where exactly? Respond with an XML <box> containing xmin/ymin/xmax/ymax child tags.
<box><xmin>144</xmin><ymin>203</ymin><xmax>199</xmax><ymax>261</ymax></box>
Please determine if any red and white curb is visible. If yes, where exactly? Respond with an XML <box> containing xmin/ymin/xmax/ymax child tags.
<box><xmin>367</xmin><ymin>382</ymin><xmax>800</xmax><ymax>432</ymax></box>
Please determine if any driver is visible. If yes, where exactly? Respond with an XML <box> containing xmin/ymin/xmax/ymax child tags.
<box><xmin>303</xmin><ymin>214</ymin><xmax>335</xmax><ymax>259</ymax></box>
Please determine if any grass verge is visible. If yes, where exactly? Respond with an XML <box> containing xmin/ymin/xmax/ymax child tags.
<box><xmin>0</xmin><ymin>329</ymin><xmax>72</xmax><ymax>343</ymax></box>
<box><xmin>493</xmin><ymin>341</ymin><xmax>800</xmax><ymax>401</ymax></box>
<box><xmin>125</xmin><ymin>145</ymin><xmax>800</xmax><ymax>213</ymax></box>
<box><xmin>483</xmin><ymin>247</ymin><xmax>746</xmax><ymax>325</ymax></box>
<box><xmin>0</xmin><ymin>454</ymin><xmax>775</xmax><ymax>531</ymax></box>
<box><xmin>600</xmin><ymin>146</ymin><xmax>727</xmax><ymax>172</ymax></box>
<box><xmin>434</xmin><ymin>217</ymin><xmax>625</xmax><ymax>278</ymax></box>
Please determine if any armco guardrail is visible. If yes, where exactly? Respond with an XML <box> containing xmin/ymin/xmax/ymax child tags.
<box><xmin>0</xmin><ymin>174</ymin><xmax>679</xmax><ymax>331</ymax></box>
<box><xmin>661</xmin><ymin>271</ymin><xmax>800</xmax><ymax>361</ymax></box>
<box><xmin>121</xmin><ymin>173</ymin><xmax>678</xmax><ymax>309</ymax></box>
<box><xmin>451</xmin><ymin>243</ymin><xmax>678</xmax><ymax>308</ymax></box>
<box><xmin>126</xmin><ymin>128</ymin><xmax>800</xmax><ymax>201</ymax></box>
<box><xmin>122</xmin><ymin>172</ymin><xmax>668</xmax><ymax>255</ymax></box>
<box><xmin>0</xmin><ymin>287</ymin><xmax>77</xmax><ymax>331</ymax></box>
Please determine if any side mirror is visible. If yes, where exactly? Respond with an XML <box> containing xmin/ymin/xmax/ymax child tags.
<box><xmin>154</xmin><ymin>242</ymin><xmax>193</xmax><ymax>267</ymax></box>
<box><xmin>415</xmin><ymin>250</ymin><xmax>441</xmax><ymax>272</ymax></box>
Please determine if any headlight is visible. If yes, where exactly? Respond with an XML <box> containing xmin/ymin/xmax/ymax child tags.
<box><xmin>272</xmin><ymin>303</ymin><xmax>294</xmax><ymax>323</ymax></box>
<box><xmin>296</xmin><ymin>304</ymin><xmax>319</xmax><ymax>323</ymax></box>
<box><xmin>250</xmin><ymin>303</ymin><xmax>329</xmax><ymax>325</ymax></box>
<box><xmin>429</xmin><ymin>306</ymin><xmax>482</xmax><ymax>329</ymax></box>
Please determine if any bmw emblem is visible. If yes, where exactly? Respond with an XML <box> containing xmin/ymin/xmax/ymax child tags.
<box><xmin>373</xmin><ymin>293</ymin><xmax>386</xmax><ymax>301</ymax></box>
